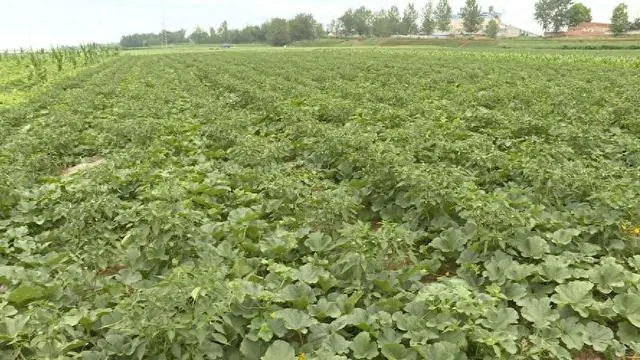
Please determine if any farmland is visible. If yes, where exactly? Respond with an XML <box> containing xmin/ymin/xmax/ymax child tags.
<box><xmin>1</xmin><ymin>47</ymin><xmax>640</xmax><ymax>359</ymax></box>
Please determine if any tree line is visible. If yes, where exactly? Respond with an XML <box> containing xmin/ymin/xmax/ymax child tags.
<box><xmin>120</xmin><ymin>14</ymin><xmax>324</xmax><ymax>48</ymax></box>
<box><xmin>120</xmin><ymin>0</ymin><xmax>501</xmax><ymax>48</ymax></box>
<box><xmin>329</xmin><ymin>0</ymin><xmax>499</xmax><ymax>37</ymax></box>
<box><xmin>120</xmin><ymin>0</ymin><xmax>640</xmax><ymax>47</ymax></box>
<box><xmin>534</xmin><ymin>0</ymin><xmax>640</xmax><ymax>36</ymax></box>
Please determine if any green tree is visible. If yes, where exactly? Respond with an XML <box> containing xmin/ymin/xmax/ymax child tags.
<box><xmin>567</xmin><ymin>3</ymin><xmax>592</xmax><ymax>27</ymax></box>
<box><xmin>610</xmin><ymin>3</ymin><xmax>630</xmax><ymax>36</ymax></box>
<box><xmin>339</xmin><ymin>9</ymin><xmax>356</xmax><ymax>35</ymax></box>
<box><xmin>388</xmin><ymin>6</ymin><xmax>402</xmax><ymax>34</ymax></box>
<box><xmin>218</xmin><ymin>21</ymin><xmax>229</xmax><ymax>43</ymax></box>
<box><xmin>485</xmin><ymin>19</ymin><xmax>500</xmax><ymax>38</ymax></box>
<box><xmin>435</xmin><ymin>0</ymin><xmax>452</xmax><ymax>32</ymax></box>
<box><xmin>208</xmin><ymin>27</ymin><xmax>221</xmax><ymax>43</ymax></box>
<box><xmin>315</xmin><ymin>23</ymin><xmax>326</xmax><ymax>38</ymax></box>
<box><xmin>534</xmin><ymin>0</ymin><xmax>572</xmax><ymax>33</ymax></box>
<box><xmin>401</xmin><ymin>3</ymin><xmax>420</xmax><ymax>35</ymax></box>
<box><xmin>188</xmin><ymin>26</ymin><xmax>209</xmax><ymax>44</ymax></box>
<box><xmin>372</xmin><ymin>10</ymin><xmax>392</xmax><ymax>37</ymax></box>
<box><xmin>289</xmin><ymin>13</ymin><xmax>318</xmax><ymax>41</ymax></box>
<box><xmin>631</xmin><ymin>17</ymin><xmax>640</xmax><ymax>31</ymax></box>
<box><xmin>352</xmin><ymin>6</ymin><xmax>374</xmax><ymax>36</ymax></box>
<box><xmin>461</xmin><ymin>0</ymin><xmax>484</xmax><ymax>33</ymax></box>
<box><xmin>265</xmin><ymin>18</ymin><xmax>291</xmax><ymax>46</ymax></box>
<box><xmin>421</xmin><ymin>1</ymin><xmax>436</xmax><ymax>35</ymax></box>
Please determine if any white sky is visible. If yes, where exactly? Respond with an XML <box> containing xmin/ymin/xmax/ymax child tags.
<box><xmin>1</xmin><ymin>0</ymin><xmax>639</xmax><ymax>49</ymax></box>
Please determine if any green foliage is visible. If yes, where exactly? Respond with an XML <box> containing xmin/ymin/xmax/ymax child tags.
<box><xmin>610</xmin><ymin>3</ymin><xmax>630</xmax><ymax>36</ymax></box>
<box><xmin>265</xmin><ymin>18</ymin><xmax>291</xmax><ymax>46</ymax></box>
<box><xmin>289</xmin><ymin>13</ymin><xmax>321</xmax><ymax>42</ymax></box>
<box><xmin>461</xmin><ymin>0</ymin><xmax>483</xmax><ymax>34</ymax></box>
<box><xmin>435</xmin><ymin>0</ymin><xmax>452</xmax><ymax>32</ymax></box>
<box><xmin>421</xmin><ymin>1</ymin><xmax>437</xmax><ymax>35</ymax></box>
<box><xmin>567</xmin><ymin>3</ymin><xmax>592</xmax><ymax>27</ymax></box>
<box><xmin>400</xmin><ymin>3</ymin><xmax>420</xmax><ymax>35</ymax></box>
<box><xmin>535</xmin><ymin>0</ymin><xmax>573</xmax><ymax>33</ymax></box>
<box><xmin>1</xmin><ymin>48</ymin><xmax>640</xmax><ymax>359</ymax></box>
<box><xmin>485</xmin><ymin>19</ymin><xmax>500</xmax><ymax>38</ymax></box>
<box><xmin>188</xmin><ymin>26</ymin><xmax>210</xmax><ymax>44</ymax></box>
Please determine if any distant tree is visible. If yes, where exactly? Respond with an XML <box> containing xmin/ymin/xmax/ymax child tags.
<box><xmin>328</xmin><ymin>20</ymin><xmax>340</xmax><ymax>35</ymax></box>
<box><xmin>289</xmin><ymin>13</ymin><xmax>318</xmax><ymax>41</ymax></box>
<box><xmin>610</xmin><ymin>3</ymin><xmax>630</xmax><ymax>36</ymax></box>
<box><xmin>315</xmin><ymin>23</ymin><xmax>326</xmax><ymax>38</ymax></box>
<box><xmin>352</xmin><ymin>6</ymin><xmax>374</xmax><ymax>36</ymax></box>
<box><xmin>461</xmin><ymin>0</ymin><xmax>484</xmax><ymax>33</ymax></box>
<box><xmin>631</xmin><ymin>17</ymin><xmax>640</xmax><ymax>31</ymax></box>
<box><xmin>567</xmin><ymin>3</ymin><xmax>592</xmax><ymax>27</ymax></box>
<box><xmin>372</xmin><ymin>10</ymin><xmax>392</xmax><ymax>37</ymax></box>
<box><xmin>339</xmin><ymin>9</ymin><xmax>356</xmax><ymax>35</ymax></box>
<box><xmin>188</xmin><ymin>26</ymin><xmax>210</xmax><ymax>44</ymax></box>
<box><xmin>228</xmin><ymin>26</ymin><xmax>264</xmax><ymax>43</ymax></box>
<box><xmin>246</xmin><ymin>25</ymin><xmax>266</xmax><ymax>43</ymax></box>
<box><xmin>218</xmin><ymin>21</ymin><xmax>229</xmax><ymax>43</ymax></box>
<box><xmin>435</xmin><ymin>0</ymin><xmax>452</xmax><ymax>32</ymax></box>
<box><xmin>534</xmin><ymin>0</ymin><xmax>572</xmax><ymax>33</ymax></box>
<box><xmin>167</xmin><ymin>30</ymin><xmax>187</xmax><ymax>44</ymax></box>
<box><xmin>486</xmin><ymin>19</ymin><xmax>500</xmax><ymax>38</ymax></box>
<box><xmin>208</xmin><ymin>27</ymin><xmax>221</xmax><ymax>43</ymax></box>
<box><xmin>421</xmin><ymin>1</ymin><xmax>436</xmax><ymax>35</ymax></box>
<box><xmin>388</xmin><ymin>6</ymin><xmax>402</xmax><ymax>34</ymax></box>
<box><xmin>265</xmin><ymin>18</ymin><xmax>291</xmax><ymax>46</ymax></box>
<box><xmin>401</xmin><ymin>3</ymin><xmax>420</xmax><ymax>35</ymax></box>
<box><xmin>120</xmin><ymin>33</ymin><xmax>163</xmax><ymax>47</ymax></box>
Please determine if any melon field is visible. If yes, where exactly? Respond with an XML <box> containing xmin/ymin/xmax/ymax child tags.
<box><xmin>1</xmin><ymin>48</ymin><xmax>640</xmax><ymax>359</ymax></box>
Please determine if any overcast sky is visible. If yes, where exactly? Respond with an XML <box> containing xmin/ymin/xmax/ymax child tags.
<box><xmin>1</xmin><ymin>0</ymin><xmax>639</xmax><ymax>49</ymax></box>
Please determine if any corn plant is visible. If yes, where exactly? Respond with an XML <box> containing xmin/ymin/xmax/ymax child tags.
<box><xmin>66</xmin><ymin>48</ymin><xmax>79</xmax><ymax>69</ymax></box>
<box><xmin>27</xmin><ymin>52</ymin><xmax>47</xmax><ymax>82</ymax></box>
<box><xmin>50</xmin><ymin>47</ymin><xmax>64</xmax><ymax>72</ymax></box>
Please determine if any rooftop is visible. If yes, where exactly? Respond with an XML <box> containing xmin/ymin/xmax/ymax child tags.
<box><xmin>452</xmin><ymin>10</ymin><xmax>501</xmax><ymax>20</ymax></box>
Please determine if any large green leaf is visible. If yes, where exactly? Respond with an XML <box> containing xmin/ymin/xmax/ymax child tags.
<box><xmin>3</xmin><ymin>315</ymin><xmax>30</xmax><ymax>337</ymax></box>
<box><xmin>273</xmin><ymin>309</ymin><xmax>315</xmax><ymax>331</ymax></box>
<box><xmin>478</xmin><ymin>307</ymin><xmax>519</xmax><ymax>331</ymax></box>
<box><xmin>617</xmin><ymin>321</ymin><xmax>640</xmax><ymax>349</ymax></box>
<box><xmin>323</xmin><ymin>333</ymin><xmax>350</xmax><ymax>354</ymax></box>
<box><xmin>261</xmin><ymin>340</ymin><xmax>295</xmax><ymax>360</ymax></box>
<box><xmin>613</xmin><ymin>294</ymin><xmax>640</xmax><ymax>327</ymax></box>
<box><xmin>310</xmin><ymin>298</ymin><xmax>341</xmax><ymax>319</ymax></box>
<box><xmin>584</xmin><ymin>322</ymin><xmax>614</xmax><ymax>352</ymax></box>
<box><xmin>295</xmin><ymin>264</ymin><xmax>320</xmax><ymax>284</ymax></box>
<box><xmin>415</xmin><ymin>341</ymin><xmax>463</xmax><ymax>360</ymax></box>
<box><xmin>520</xmin><ymin>297</ymin><xmax>559</xmax><ymax>327</ymax></box>
<box><xmin>551</xmin><ymin>228</ymin><xmax>580</xmax><ymax>245</ymax></box>
<box><xmin>551</xmin><ymin>281</ymin><xmax>593</xmax><ymax>317</ymax></box>
<box><xmin>558</xmin><ymin>317</ymin><xmax>585</xmax><ymax>350</ymax></box>
<box><xmin>305</xmin><ymin>232</ymin><xmax>331</xmax><ymax>252</ymax></box>
<box><xmin>514</xmin><ymin>235</ymin><xmax>549</xmax><ymax>259</ymax></box>
<box><xmin>380</xmin><ymin>343</ymin><xmax>416</xmax><ymax>360</ymax></box>
<box><xmin>240</xmin><ymin>338</ymin><xmax>267</xmax><ymax>360</ymax></box>
<box><xmin>430</xmin><ymin>228</ymin><xmax>468</xmax><ymax>253</ymax></box>
<box><xmin>350</xmin><ymin>332</ymin><xmax>378</xmax><ymax>359</ymax></box>
<box><xmin>588</xmin><ymin>258</ymin><xmax>626</xmax><ymax>294</ymax></box>
<box><xmin>7</xmin><ymin>284</ymin><xmax>47</xmax><ymax>306</ymax></box>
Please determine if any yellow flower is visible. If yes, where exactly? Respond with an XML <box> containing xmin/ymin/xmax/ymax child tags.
<box><xmin>298</xmin><ymin>353</ymin><xmax>307</xmax><ymax>360</ymax></box>
<box><xmin>633</xmin><ymin>227</ymin><xmax>640</xmax><ymax>236</ymax></box>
